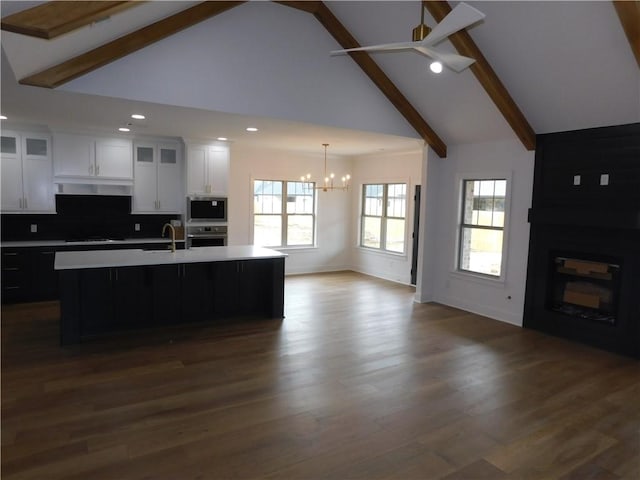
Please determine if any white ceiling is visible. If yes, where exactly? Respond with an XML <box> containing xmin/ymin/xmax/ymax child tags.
<box><xmin>1</xmin><ymin>1</ymin><xmax>638</xmax><ymax>157</ymax></box>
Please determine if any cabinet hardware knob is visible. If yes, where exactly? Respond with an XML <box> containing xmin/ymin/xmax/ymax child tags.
<box><xmin>96</xmin><ymin>164</ymin><xmax>100</xmax><ymax>175</ymax></box>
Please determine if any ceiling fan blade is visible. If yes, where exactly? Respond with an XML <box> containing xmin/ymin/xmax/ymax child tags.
<box><xmin>331</xmin><ymin>41</ymin><xmax>419</xmax><ymax>56</ymax></box>
<box><xmin>415</xmin><ymin>46</ymin><xmax>476</xmax><ymax>72</ymax></box>
<box><xmin>421</xmin><ymin>2</ymin><xmax>485</xmax><ymax>47</ymax></box>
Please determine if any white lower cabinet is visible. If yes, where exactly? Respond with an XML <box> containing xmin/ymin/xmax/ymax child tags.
<box><xmin>133</xmin><ymin>141</ymin><xmax>182</xmax><ymax>213</ymax></box>
<box><xmin>1</xmin><ymin>131</ymin><xmax>54</xmax><ymax>213</ymax></box>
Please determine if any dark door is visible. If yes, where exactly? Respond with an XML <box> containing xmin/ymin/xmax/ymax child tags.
<box><xmin>32</xmin><ymin>249</ymin><xmax>59</xmax><ymax>301</ymax></box>
<box><xmin>152</xmin><ymin>264</ymin><xmax>182</xmax><ymax>325</ymax></box>
<box><xmin>411</xmin><ymin>185</ymin><xmax>421</xmax><ymax>286</ymax></box>
<box><xmin>79</xmin><ymin>268</ymin><xmax>114</xmax><ymax>335</ymax></box>
<box><xmin>182</xmin><ymin>263</ymin><xmax>215</xmax><ymax>323</ymax></box>
<box><xmin>113</xmin><ymin>266</ymin><xmax>153</xmax><ymax>329</ymax></box>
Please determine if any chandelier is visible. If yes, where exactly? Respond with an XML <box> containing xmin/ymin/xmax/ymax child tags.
<box><xmin>301</xmin><ymin>143</ymin><xmax>350</xmax><ymax>192</ymax></box>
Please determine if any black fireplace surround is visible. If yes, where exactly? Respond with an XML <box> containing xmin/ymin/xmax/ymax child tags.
<box><xmin>523</xmin><ymin>123</ymin><xmax>640</xmax><ymax>358</ymax></box>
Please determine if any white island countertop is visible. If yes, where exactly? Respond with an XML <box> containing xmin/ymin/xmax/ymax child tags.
<box><xmin>55</xmin><ymin>245</ymin><xmax>286</xmax><ymax>270</ymax></box>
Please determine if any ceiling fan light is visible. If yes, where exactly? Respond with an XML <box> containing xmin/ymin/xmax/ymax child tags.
<box><xmin>430</xmin><ymin>61</ymin><xmax>443</xmax><ymax>74</ymax></box>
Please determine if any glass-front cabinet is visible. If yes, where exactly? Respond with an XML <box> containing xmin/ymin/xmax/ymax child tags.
<box><xmin>1</xmin><ymin>130</ymin><xmax>54</xmax><ymax>213</ymax></box>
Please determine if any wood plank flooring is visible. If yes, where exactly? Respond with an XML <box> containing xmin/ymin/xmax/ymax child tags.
<box><xmin>2</xmin><ymin>271</ymin><xmax>639</xmax><ymax>479</ymax></box>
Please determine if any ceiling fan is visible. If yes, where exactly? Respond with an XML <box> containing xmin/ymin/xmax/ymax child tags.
<box><xmin>330</xmin><ymin>2</ymin><xmax>485</xmax><ymax>73</ymax></box>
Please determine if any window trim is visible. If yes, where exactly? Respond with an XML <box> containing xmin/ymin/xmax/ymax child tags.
<box><xmin>252</xmin><ymin>178</ymin><xmax>317</xmax><ymax>248</ymax></box>
<box><xmin>454</xmin><ymin>172</ymin><xmax>512</xmax><ymax>282</ymax></box>
<box><xmin>359</xmin><ymin>182</ymin><xmax>409</xmax><ymax>255</ymax></box>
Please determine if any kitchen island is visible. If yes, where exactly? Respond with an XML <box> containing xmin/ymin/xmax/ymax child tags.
<box><xmin>55</xmin><ymin>246</ymin><xmax>286</xmax><ymax>344</ymax></box>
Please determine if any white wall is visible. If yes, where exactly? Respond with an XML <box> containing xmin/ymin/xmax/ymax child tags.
<box><xmin>349</xmin><ymin>149</ymin><xmax>423</xmax><ymax>285</ymax></box>
<box><xmin>228</xmin><ymin>144</ymin><xmax>352</xmax><ymax>275</ymax></box>
<box><xmin>419</xmin><ymin>139</ymin><xmax>535</xmax><ymax>326</ymax></box>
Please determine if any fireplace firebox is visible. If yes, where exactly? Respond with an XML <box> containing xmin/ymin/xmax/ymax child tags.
<box><xmin>549</xmin><ymin>254</ymin><xmax>620</xmax><ymax>325</ymax></box>
<box><xmin>523</xmin><ymin>123</ymin><xmax>640</xmax><ymax>358</ymax></box>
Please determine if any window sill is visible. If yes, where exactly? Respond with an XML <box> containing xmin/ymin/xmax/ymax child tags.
<box><xmin>449</xmin><ymin>269</ymin><xmax>506</xmax><ymax>287</ymax></box>
<box><xmin>356</xmin><ymin>245</ymin><xmax>407</xmax><ymax>259</ymax></box>
<box><xmin>272</xmin><ymin>245</ymin><xmax>318</xmax><ymax>253</ymax></box>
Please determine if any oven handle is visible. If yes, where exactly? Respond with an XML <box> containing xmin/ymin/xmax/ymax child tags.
<box><xmin>187</xmin><ymin>234</ymin><xmax>227</xmax><ymax>239</ymax></box>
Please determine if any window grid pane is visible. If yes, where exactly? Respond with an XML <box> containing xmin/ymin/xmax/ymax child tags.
<box><xmin>361</xmin><ymin>183</ymin><xmax>407</xmax><ymax>253</ymax></box>
<box><xmin>253</xmin><ymin>179</ymin><xmax>316</xmax><ymax>248</ymax></box>
<box><xmin>459</xmin><ymin>178</ymin><xmax>506</xmax><ymax>277</ymax></box>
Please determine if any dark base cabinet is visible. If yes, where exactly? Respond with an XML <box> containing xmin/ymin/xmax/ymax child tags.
<box><xmin>59</xmin><ymin>258</ymin><xmax>285</xmax><ymax>344</ymax></box>
<box><xmin>2</xmin><ymin>247</ymin><xmax>58</xmax><ymax>304</ymax></box>
<box><xmin>1</xmin><ymin>242</ymin><xmax>182</xmax><ymax>305</ymax></box>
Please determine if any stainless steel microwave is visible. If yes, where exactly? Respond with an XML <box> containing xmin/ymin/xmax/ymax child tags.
<box><xmin>186</xmin><ymin>196</ymin><xmax>227</xmax><ymax>222</ymax></box>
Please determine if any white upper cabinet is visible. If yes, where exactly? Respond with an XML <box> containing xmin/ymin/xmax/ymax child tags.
<box><xmin>133</xmin><ymin>141</ymin><xmax>182</xmax><ymax>214</ymax></box>
<box><xmin>186</xmin><ymin>143</ymin><xmax>229</xmax><ymax>196</ymax></box>
<box><xmin>1</xmin><ymin>131</ymin><xmax>54</xmax><ymax>213</ymax></box>
<box><xmin>53</xmin><ymin>133</ymin><xmax>132</xmax><ymax>181</ymax></box>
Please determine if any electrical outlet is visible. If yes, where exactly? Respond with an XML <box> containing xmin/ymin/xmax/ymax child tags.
<box><xmin>134</xmin><ymin>223</ymin><xmax>140</xmax><ymax>231</ymax></box>
<box><xmin>600</xmin><ymin>174</ymin><xmax>609</xmax><ymax>186</ymax></box>
<box><xmin>30</xmin><ymin>224</ymin><xmax>37</xmax><ymax>233</ymax></box>
<box><xmin>573</xmin><ymin>175</ymin><xmax>581</xmax><ymax>186</ymax></box>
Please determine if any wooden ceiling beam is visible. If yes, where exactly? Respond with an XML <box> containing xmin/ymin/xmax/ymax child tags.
<box><xmin>278</xmin><ymin>1</ymin><xmax>447</xmax><ymax>158</ymax></box>
<box><xmin>613</xmin><ymin>1</ymin><xmax>640</xmax><ymax>68</ymax></box>
<box><xmin>19</xmin><ymin>1</ymin><xmax>245</xmax><ymax>89</ymax></box>
<box><xmin>1</xmin><ymin>1</ymin><xmax>141</xmax><ymax>40</ymax></box>
<box><xmin>424</xmin><ymin>1</ymin><xmax>536</xmax><ymax>151</ymax></box>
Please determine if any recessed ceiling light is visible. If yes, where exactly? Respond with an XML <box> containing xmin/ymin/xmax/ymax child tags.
<box><xmin>217</xmin><ymin>137</ymin><xmax>228</xmax><ymax>141</ymax></box>
<box><xmin>429</xmin><ymin>61</ymin><xmax>443</xmax><ymax>74</ymax></box>
<box><xmin>0</xmin><ymin>115</ymin><xmax>6</xmax><ymax>120</ymax></box>
<box><xmin>118</xmin><ymin>127</ymin><xmax>131</xmax><ymax>132</ymax></box>
<box><xmin>131</xmin><ymin>114</ymin><xmax>145</xmax><ymax>120</ymax></box>
<box><xmin>246</xmin><ymin>127</ymin><xmax>258</xmax><ymax>132</ymax></box>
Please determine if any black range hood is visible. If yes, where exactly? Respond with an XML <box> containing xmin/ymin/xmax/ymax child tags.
<box><xmin>56</xmin><ymin>194</ymin><xmax>131</xmax><ymax>217</ymax></box>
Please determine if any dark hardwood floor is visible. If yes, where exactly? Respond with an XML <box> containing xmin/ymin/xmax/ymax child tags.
<box><xmin>2</xmin><ymin>271</ymin><xmax>638</xmax><ymax>479</ymax></box>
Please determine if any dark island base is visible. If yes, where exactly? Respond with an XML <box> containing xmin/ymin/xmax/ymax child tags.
<box><xmin>59</xmin><ymin>257</ymin><xmax>284</xmax><ymax>345</ymax></box>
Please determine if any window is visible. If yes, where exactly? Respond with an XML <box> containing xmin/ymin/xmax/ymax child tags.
<box><xmin>458</xmin><ymin>179</ymin><xmax>507</xmax><ymax>277</ymax></box>
<box><xmin>253</xmin><ymin>180</ymin><xmax>315</xmax><ymax>247</ymax></box>
<box><xmin>361</xmin><ymin>183</ymin><xmax>407</xmax><ymax>254</ymax></box>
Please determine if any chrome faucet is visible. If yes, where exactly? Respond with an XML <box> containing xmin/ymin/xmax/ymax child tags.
<box><xmin>162</xmin><ymin>223</ymin><xmax>176</xmax><ymax>253</ymax></box>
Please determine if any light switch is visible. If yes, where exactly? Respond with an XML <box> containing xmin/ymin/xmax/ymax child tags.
<box><xmin>134</xmin><ymin>223</ymin><xmax>140</xmax><ymax>231</ymax></box>
<box><xmin>600</xmin><ymin>174</ymin><xmax>609</xmax><ymax>186</ymax></box>
<box><xmin>573</xmin><ymin>175</ymin><xmax>581</xmax><ymax>186</ymax></box>
<box><xmin>30</xmin><ymin>224</ymin><xmax>37</xmax><ymax>233</ymax></box>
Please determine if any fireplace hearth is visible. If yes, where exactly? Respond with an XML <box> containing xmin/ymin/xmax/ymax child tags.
<box><xmin>523</xmin><ymin>123</ymin><xmax>640</xmax><ymax>358</ymax></box>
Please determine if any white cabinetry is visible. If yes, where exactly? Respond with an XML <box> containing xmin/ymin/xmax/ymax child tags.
<box><xmin>186</xmin><ymin>143</ymin><xmax>229</xmax><ymax>196</ymax></box>
<box><xmin>53</xmin><ymin>133</ymin><xmax>133</xmax><ymax>181</ymax></box>
<box><xmin>1</xmin><ymin>131</ymin><xmax>54</xmax><ymax>213</ymax></box>
<box><xmin>133</xmin><ymin>141</ymin><xmax>182</xmax><ymax>214</ymax></box>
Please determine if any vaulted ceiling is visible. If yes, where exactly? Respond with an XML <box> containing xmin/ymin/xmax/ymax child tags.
<box><xmin>1</xmin><ymin>1</ymin><xmax>638</xmax><ymax>157</ymax></box>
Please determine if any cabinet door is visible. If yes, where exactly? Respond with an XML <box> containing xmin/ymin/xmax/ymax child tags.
<box><xmin>22</xmin><ymin>136</ymin><xmax>54</xmax><ymax>212</ymax></box>
<box><xmin>1</xmin><ymin>152</ymin><xmax>23</xmax><ymax>212</ymax></box>
<box><xmin>32</xmin><ymin>249</ymin><xmax>58</xmax><ymax>301</ymax></box>
<box><xmin>187</xmin><ymin>144</ymin><xmax>208</xmax><ymax>194</ymax></box>
<box><xmin>113</xmin><ymin>266</ymin><xmax>153</xmax><ymax>329</ymax></box>
<box><xmin>208</xmin><ymin>146</ymin><xmax>229</xmax><ymax>196</ymax></box>
<box><xmin>157</xmin><ymin>144</ymin><xmax>182</xmax><ymax>213</ymax></box>
<box><xmin>95</xmin><ymin>138</ymin><xmax>132</xmax><ymax>179</ymax></box>
<box><xmin>79</xmin><ymin>269</ymin><xmax>114</xmax><ymax>335</ymax></box>
<box><xmin>181</xmin><ymin>263</ymin><xmax>215</xmax><ymax>323</ymax></box>
<box><xmin>53</xmin><ymin>133</ymin><xmax>95</xmax><ymax>177</ymax></box>
<box><xmin>133</xmin><ymin>143</ymin><xmax>158</xmax><ymax>213</ymax></box>
<box><xmin>152</xmin><ymin>264</ymin><xmax>182</xmax><ymax>325</ymax></box>
<box><xmin>213</xmin><ymin>261</ymin><xmax>240</xmax><ymax>317</ymax></box>
<box><xmin>237</xmin><ymin>260</ymin><xmax>270</xmax><ymax>316</ymax></box>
